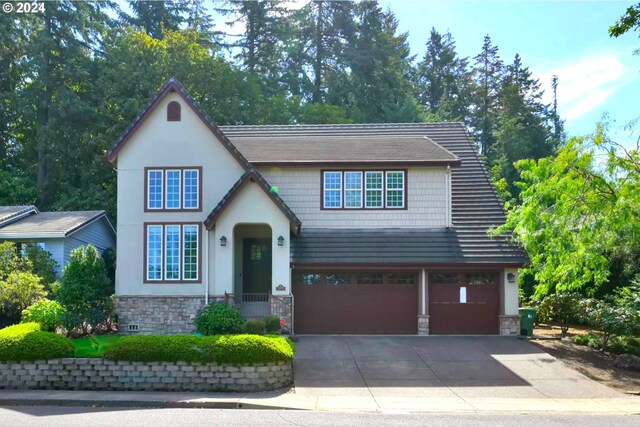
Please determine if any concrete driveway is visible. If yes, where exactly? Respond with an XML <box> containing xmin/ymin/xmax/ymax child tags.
<box><xmin>293</xmin><ymin>336</ymin><xmax>630</xmax><ymax>412</ymax></box>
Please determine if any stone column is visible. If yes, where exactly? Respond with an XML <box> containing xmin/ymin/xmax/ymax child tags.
<box><xmin>270</xmin><ymin>295</ymin><xmax>292</xmax><ymax>331</ymax></box>
<box><xmin>499</xmin><ymin>315</ymin><xmax>521</xmax><ymax>336</ymax></box>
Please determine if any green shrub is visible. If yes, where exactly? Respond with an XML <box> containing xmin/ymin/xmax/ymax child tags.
<box><xmin>23</xmin><ymin>243</ymin><xmax>58</xmax><ymax>287</ymax></box>
<box><xmin>21</xmin><ymin>299</ymin><xmax>66</xmax><ymax>332</ymax></box>
<box><xmin>573</xmin><ymin>334</ymin><xmax>590</xmax><ymax>346</ymax></box>
<box><xmin>193</xmin><ymin>302</ymin><xmax>245</xmax><ymax>335</ymax></box>
<box><xmin>57</xmin><ymin>245</ymin><xmax>114</xmax><ymax>336</ymax></box>
<box><xmin>264</xmin><ymin>315</ymin><xmax>281</xmax><ymax>333</ymax></box>
<box><xmin>105</xmin><ymin>334</ymin><xmax>294</xmax><ymax>365</ymax></box>
<box><xmin>535</xmin><ymin>292</ymin><xmax>583</xmax><ymax>334</ymax></box>
<box><xmin>0</xmin><ymin>271</ymin><xmax>47</xmax><ymax>321</ymax></box>
<box><xmin>244</xmin><ymin>319</ymin><xmax>266</xmax><ymax>335</ymax></box>
<box><xmin>579</xmin><ymin>298</ymin><xmax>639</xmax><ymax>350</ymax></box>
<box><xmin>0</xmin><ymin>322</ymin><xmax>74</xmax><ymax>361</ymax></box>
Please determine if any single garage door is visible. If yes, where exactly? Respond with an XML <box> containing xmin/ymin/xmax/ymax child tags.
<box><xmin>429</xmin><ymin>272</ymin><xmax>499</xmax><ymax>335</ymax></box>
<box><xmin>293</xmin><ymin>271</ymin><xmax>418</xmax><ymax>334</ymax></box>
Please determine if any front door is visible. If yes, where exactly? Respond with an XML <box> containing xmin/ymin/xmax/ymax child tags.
<box><xmin>242</xmin><ymin>238</ymin><xmax>272</xmax><ymax>295</ymax></box>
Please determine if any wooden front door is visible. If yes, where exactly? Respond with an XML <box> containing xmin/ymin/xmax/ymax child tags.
<box><xmin>242</xmin><ymin>238</ymin><xmax>272</xmax><ymax>294</ymax></box>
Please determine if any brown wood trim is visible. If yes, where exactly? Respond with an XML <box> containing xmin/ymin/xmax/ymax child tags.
<box><xmin>320</xmin><ymin>169</ymin><xmax>409</xmax><ymax>211</ymax></box>
<box><xmin>143</xmin><ymin>166</ymin><xmax>203</xmax><ymax>213</ymax></box>
<box><xmin>143</xmin><ymin>222</ymin><xmax>203</xmax><ymax>284</ymax></box>
<box><xmin>253</xmin><ymin>161</ymin><xmax>461</xmax><ymax>167</ymax></box>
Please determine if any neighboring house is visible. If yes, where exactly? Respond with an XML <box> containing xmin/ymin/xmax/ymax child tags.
<box><xmin>107</xmin><ymin>77</ymin><xmax>527</xmax><ymax>336</ymax></box>
<box><xmin>0</xmin><ymin>207</ymin><xmax>116</xmax><ymax>276</ymax></box>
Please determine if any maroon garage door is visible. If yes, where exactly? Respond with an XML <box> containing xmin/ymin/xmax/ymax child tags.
<box><xmin>293</xmin><ymin>271</ymin><xmax>418</xmax><ymax>334</ymax></box>
<box><xmin>429</xmin><ymin>272</ymin><xmax>499</xmax><ymax>335</ymax></box>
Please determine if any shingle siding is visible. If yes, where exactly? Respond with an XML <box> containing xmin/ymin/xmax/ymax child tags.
<box><xmin>259</xmin><ymin>167</ymin><xmax>448</xmax><ymax>228</ymax></box>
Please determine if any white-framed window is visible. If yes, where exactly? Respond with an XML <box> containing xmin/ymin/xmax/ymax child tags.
<box><xmin>165</xmin><ymin>170</ymin><xmax>181</xmax><ymax>209</ymax></box>
<box><xmin>147</xmin><ymin>170</ymin><xmax>164</xmax><ymax>209</ymax></box>
<box><xmin>183</xmin><ymin>169</ymin><xmax>199</xmax><ymax>209</ymax></box>
<box><xmin>365</xmin><ymin>171</ymin><xmax>384</xmax><ymax>208</ymax></box>
<box><xmin>385</xmin><ymin>171</ymin><xmax>405</xmax><ymax>208</ymax></box>
<box><xmin>344</xmin><ymin>172</ymin><xmax>363</xmax><ymax>208</ymax></box>
<box><xmin>146</xmin><ymin>225</ymin><xmax>163</xmax><ymax>280</ymax></box>
<box><xmin>145</xmin><ymin>224</ymin><xmax>200</xmax><ymax>282</ymax></box>
<box><xmin>323</xmin><ymin>171</ymin><xmax>342</xmax><ymax>208</ymax></box>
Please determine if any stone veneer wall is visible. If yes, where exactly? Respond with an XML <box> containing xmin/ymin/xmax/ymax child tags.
<box><xmin>270</xmin><ymin>295</ymin><xmax>292</xmax><ymax>331</ymax></box>
<box><xmin>116</xmin><ymin>296</ymin><xmax>206</xmax><ymax>334</ymax></box>
<box><xmin>417</xmin><ymin>315</ymin><xmax>430</xmax><ymax>335</ymax></box>
<box><xmin>499</xmin><ymin>315</ymin><xmax>521</xmax><ymax>336</ymax></box>
<box><xmin>0</xmin><ymin>359</ymin><xmax>292</xmax><ymax>392</ymax></box>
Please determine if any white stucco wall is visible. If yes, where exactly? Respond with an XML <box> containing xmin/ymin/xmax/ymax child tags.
<box><xmin>214</xmin><ymin>182</ymin><xmax>291</xmax><ymax>296</ymax></box>
<box><xmin>115</xmin><ymin>92</ymin><xmax>245</xmax><ymax>297</ymax></box>
<box><xmin>503</xmin><ymin>268</ymin><xmax>520</xmax><ymax>315</ymax></box>
<box><xmin>259</xmin><ymin>166</ymin><xmax>448</xmax><ymax>228</ymax></box>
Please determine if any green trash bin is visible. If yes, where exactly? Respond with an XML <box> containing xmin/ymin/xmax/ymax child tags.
<box><xmin>519</xmin><ymin>308</ymin><xmax>537</xmax><ymax>337</ymax></box>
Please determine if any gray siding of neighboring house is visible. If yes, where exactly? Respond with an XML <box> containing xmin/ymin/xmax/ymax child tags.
<box><xmin>63</xmin><ymin>217</ymin><xmax>116</xmax><ymax>266</ymax></box>
<box><xmin>41</xmin><ymin>239</ymin><xmax>65</xmax><ymax>277</ymax></box>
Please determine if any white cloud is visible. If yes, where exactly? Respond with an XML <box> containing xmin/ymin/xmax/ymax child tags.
<box><xmin>535</xmin><ymin>50</ymin><xmax>633</xmax><ymax>123</ymax></box>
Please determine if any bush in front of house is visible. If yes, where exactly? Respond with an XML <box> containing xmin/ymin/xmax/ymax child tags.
<box><xmin>0</xmin><ymin>322</ymin><xmax>74</xmax><ymax>361</ymax></box>
<box><xmin>104</xmin><ymin>334</ymin><xmax>294</xmax><ymax>365</ymax></box>
<box><xmin>21</xmin><ymin>299</ymin><xmax>66</xmax><ymax>332</ymax></box>
<box><xmin>263</xmin><ymin>315</ymin><xmax>281</xmax><ymax>333</ymax></box>
<box><xmin>56</xmin><ymin>245</ymin><xmax>114</xmax><ymax>336</ymax></box>
<box><xmin>535</xmin><ymin>292</ymin><xmax>583</xmax><ymax>335</ymax></box>
<box><xmin>579</xmin><ymin>298</ymin><xmax>639</xmax><ymax>350</ymax></box>
<box><xmin>573</xmin><ymin>333</ymin><xmax>640</xmax><ymax>357</ymax></box>
<box><xmin>243</xmin><ymin>319</ymin><xmax>266</xmax><ymax>335</ymax></box>
<box><xmin>193</xmin><ymin>302</ymin><xmax>245</xmax><ymax>335</ymax></box>
<box><xmin>0</xmin><ymin>271</ymin><xmax>47</xmax><ymax>322</ymax></box>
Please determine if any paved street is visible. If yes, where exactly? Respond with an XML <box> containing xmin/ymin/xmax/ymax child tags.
<box><xmin>0</xmin><ymin>406</ymin><xmax>637</xmax><ymax>427</ymax></box>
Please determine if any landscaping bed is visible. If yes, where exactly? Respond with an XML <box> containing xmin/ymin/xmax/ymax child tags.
<box><xmin>532</xmin><ymin>324</ymin><xmax>640</xmax><ymax>394</ymax></box>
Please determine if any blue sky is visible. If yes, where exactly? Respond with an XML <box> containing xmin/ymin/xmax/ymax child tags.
<box><xmin>382</xmin><ymin>0</ymin><xmax>639</xmax><ymax>145</ymax></box>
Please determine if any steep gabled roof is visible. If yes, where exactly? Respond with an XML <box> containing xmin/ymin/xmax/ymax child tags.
<box><xmin>0</xmin><ymin>210</ymin><xmax>114</xmax><ymax>239</ymax></box>
<box><xmin>0</xmin><ymin>206</ymin><xmax>38</xmax><ymax>227</ymax></box>
<box><xmin>106</xmin><ymin>77</ymin><xmax>252</xmax><ymax>172</ymax></box>
<box><xmin>204</xmin><ymin>169</ymin><xmax>301</xmax><ymax>233</ymax></box>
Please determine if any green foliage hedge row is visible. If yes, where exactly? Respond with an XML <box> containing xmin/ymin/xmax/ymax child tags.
<box><xmin>105</xmin><ymin>334</ymin><xmax>295</xmax><ymax>365</ymax></box>
<box><xmin>0</xmin><ymin>322</ymin><xmax>74</xmax><ymax>361</ymax></box>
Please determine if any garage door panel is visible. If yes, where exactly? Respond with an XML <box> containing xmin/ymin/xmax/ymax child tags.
<box><xmin>293</xmin><ymin>273</ymin><xmax>418</xmax><ymax>334</ymax></box>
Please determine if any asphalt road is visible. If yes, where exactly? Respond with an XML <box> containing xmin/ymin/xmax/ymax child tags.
<box><xmin>0</xmin><ymin>406</ymin><xmax>637</xmax><ymax>427</ymax></box>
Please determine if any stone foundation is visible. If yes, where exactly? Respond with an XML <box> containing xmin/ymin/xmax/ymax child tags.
<box><xmin>0</xmin><ymin>359</ymin><xmax>292</xmax><ymax>392</ymax></box>
<box><xmin>417</xmin><ymin>315</ymin><xmax>430</xmax><ymax>335</ymax></box>
<box><xmin>116</xmin><ymin>296</ymin><xmax>206</xmax><ymax>334</ymax></box>
<box><xmin>270</xmin><ymin>295</ymin><xmax>292</xmax><ymax>331</ymax></box>
<box><xmin>499</xmin><ymin>315</ymin><xmax>521</xmax><ymax>336</ymax></box>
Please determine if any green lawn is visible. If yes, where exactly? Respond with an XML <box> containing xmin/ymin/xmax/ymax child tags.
<box><xmin>72</xmin><ymin>335</ymin><xmax>122</xmax><ymax>358</ymax></box>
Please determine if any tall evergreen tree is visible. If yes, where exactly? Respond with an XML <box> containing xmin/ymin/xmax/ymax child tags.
<box><xmin>121</xmin><ymin>0</ymin><xmax>187</xmax><ymax>39</ymax></box>
<box><xmin>414</xmin><ymin>28</ymin><xmax>471</xmax><ymax>122</ymax></box>
<box><xmin>471</xmin><ymin>35</ymin><xmax>503</xmax><ymax>156</ymax></box>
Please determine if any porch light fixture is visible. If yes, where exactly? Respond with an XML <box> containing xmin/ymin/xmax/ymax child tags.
<box><xmin>277</xmin><ymin>235</ymin><xmax>284</xmax><ymax>246</ymax></box>
<box><xmin>220</xmin><ymin>236</ymin><xmax>227</xmax><ymax>247</ymax></box>
<box><xmin>507</xmin><ymin>273</ymin><xmax>516</xmax><ymax>283</ymax></box>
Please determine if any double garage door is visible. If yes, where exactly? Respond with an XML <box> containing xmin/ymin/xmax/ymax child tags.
<box><xmin>293</xmin><ymin>271</ymin><xmax>499</xmax><ymax>335</ymax></box>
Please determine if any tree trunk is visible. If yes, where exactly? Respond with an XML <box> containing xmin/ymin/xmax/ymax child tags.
<box><xmin>312</xmin><ymin>1</ymin><xmax>323</xmax><ymax>103</ymax></box>
<box><xmin>36</xmin><ymin>14</ymin><xmax>52</xmax><ymax>207</ymax></box>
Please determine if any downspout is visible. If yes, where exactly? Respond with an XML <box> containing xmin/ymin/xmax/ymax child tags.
<box><xmin>446</xmin><ymin>165</ymin><xmax>452</xmax><ymax>227</ymax></box>
<box><xmin>204</xmin><ymin>227</ymin><xmax>210</xmax><ymax>305</ymax></box>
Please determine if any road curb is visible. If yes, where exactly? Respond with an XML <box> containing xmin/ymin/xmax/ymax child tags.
<box><xmin>0</xmin><ymin>399</ymin><xmax>298</xmax><ymax>411</ymax></box>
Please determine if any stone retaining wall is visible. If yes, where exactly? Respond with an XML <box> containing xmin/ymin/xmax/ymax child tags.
<box><xmin>0</xmin><ymin>359</ymin><xmax>292</xmax><ymax>392</ymax></box>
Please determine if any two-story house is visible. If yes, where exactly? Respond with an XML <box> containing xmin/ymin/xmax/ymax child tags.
<box><xmin>107</xmin><ymin>78</ymin><xmax>527</xmax><ymax>336</ymax></box>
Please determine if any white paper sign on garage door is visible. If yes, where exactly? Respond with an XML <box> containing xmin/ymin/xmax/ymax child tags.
<box><xmin>460</xmin><ymin>286</ymin><xmax>467</xmax><ymax>304</ymax></box>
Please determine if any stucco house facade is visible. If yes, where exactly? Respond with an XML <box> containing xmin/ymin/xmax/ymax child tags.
<box><xmin>0</xmin><ymin>206</ymin><xmax>116</xmax><ymax>276</ymax></box>
<box><xmin>108</xmin><ymin>78</ymin><xmax>527</xmax><ymax>336</ymax></box>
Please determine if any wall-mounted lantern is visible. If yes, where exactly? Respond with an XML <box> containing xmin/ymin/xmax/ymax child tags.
<box><xmin>277</xmin><ymin>235</ymin><xmax>285</xmax><ymax>246</ymax></box>
<box><xmin>220</xmin><ymin>236</ymin><xmax>227</xmax><ymax>247</ymax></box>
<box><xmin>507</xmin><ymin>272</ymin><xmax>516</xmax><ymax>283</ymax></box>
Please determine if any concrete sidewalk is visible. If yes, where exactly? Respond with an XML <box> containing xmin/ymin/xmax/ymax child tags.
<box><xmin>0</xmin><ymin>389</ymin><xmax>639</xmax><ymax>414</ymax></box>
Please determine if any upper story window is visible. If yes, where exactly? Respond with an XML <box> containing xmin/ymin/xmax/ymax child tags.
<box><xmin>322</xmin><ymin>170</ymin><xmax>406</xmax><ymax>210</ymax></box>
<box><xmin>145</xmin><ymin>167</ymin><xmax>201</xmax><ymax>212</ymax></box>
<box><xmin>167</xmin><ymin>101</ymin><xmax>181</xmax><ymax>121</ymax></box>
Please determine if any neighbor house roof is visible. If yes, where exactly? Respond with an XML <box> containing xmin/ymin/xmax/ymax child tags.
<box><xmin>0</xmin><ymin>206</ymin><xmax>38</xmax><ymax>227</ymax></box>
<box><xmin>204</xmin><ymin>169</ymin><xmax>301</xmax><ymax>233</ymax></box>
<box><xmin>0</xmin><ymin>211</ymin><xmax>111</xmax><ymax>239</ymax></box>
<box><xmin>229</xmin><ymin>135</ymin><xmax>460</xmax><ymax>165</ymax></box>
<box><xmin>220</xmin><ymin>123</ymin><xmax>528</xmax><ymax>265</ymax></box>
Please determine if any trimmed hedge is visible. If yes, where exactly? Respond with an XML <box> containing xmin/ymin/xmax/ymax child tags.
<box><xmin>0</xmin><ymin>322</ymin><xmax>74</xmax><ymax>361</ymax></box>
<box><xmin>104</xmin><ymin>334</ymin><xmax>294</xmax><ymax>365</ymax></box>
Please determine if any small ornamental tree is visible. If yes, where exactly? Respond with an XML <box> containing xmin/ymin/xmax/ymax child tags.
<box><xmin>23</xmin><ymin>243</ymin><xmax>58</xmax><ymax>287</ymax></box>
<box><xmin>535</xmin><ymin>292</ymin><xmax>583</xmax><ymax>335</ymax></box>
<box><xmin>0</xmin><ymin>271</ymin><xmax>46</xmax><ymax>321</ymax></box>
<box><xmin>57</xmin><ymin>245</ymin><xmax>114</xmax><ymax>336</ymax></box>
<box><xmin>579</xmin><ymin>298</ymin><xmax>639</xmax><ymax>350</ymax></box>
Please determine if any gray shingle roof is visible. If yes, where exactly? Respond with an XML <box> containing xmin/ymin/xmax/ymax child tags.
<box><xmin>229</xmin><ymin>135</ymin><xmax>459</xmax><ymax>164</ymax></box>
<box><xmin>0</xmin><ymin>211</ymin><xmax>106</xmax><ymax>238</ymax></box>
<box><xmin>0</xmin><ymin>206</ymin><xmax>38</xmax><ymax>227</ymax></box>
<box><xmin>220</xmin><ymin>123</ymin><xmax>527</xmax><ymax>265</ymax></box>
